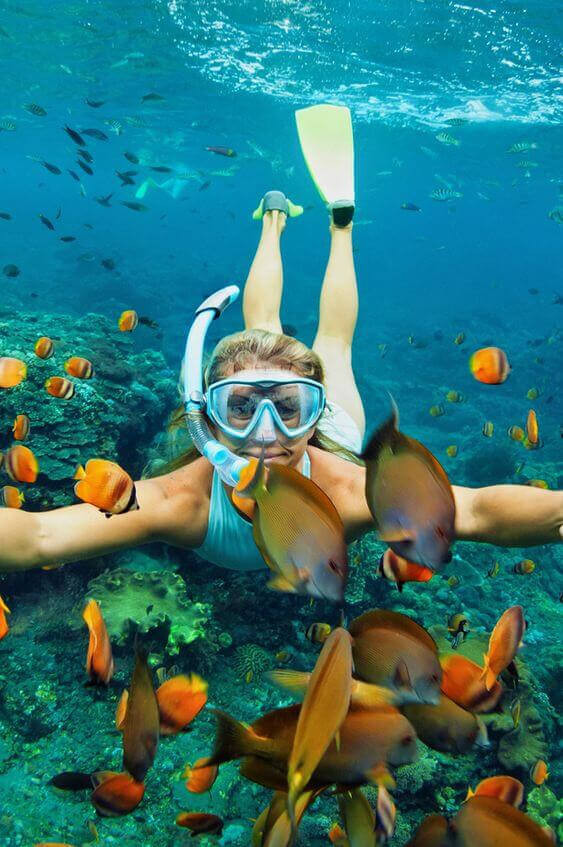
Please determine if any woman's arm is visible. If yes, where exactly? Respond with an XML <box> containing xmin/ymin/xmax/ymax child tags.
<box><xmin>0</xmin><ymin>468</ymin><xmax>208</xmax><ymax>573</ymax></box>
<box><xmin>453</xmin><ymin>484</ymin><xmax>563</xmax><ymax>547</ymax></box>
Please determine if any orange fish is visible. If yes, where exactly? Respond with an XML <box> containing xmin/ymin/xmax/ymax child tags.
<box><xmin>514</xmin><ymin>559</ymin><xmax>535</xmax><ymax>575</ymax></box>
<box><xmin>176</xmin><ymin>813</ymin><xmax>223</xmax><ymax>836</ymax></box>
<box><xmin>74</xmin><ymin>459</ymin><xmax>138</xmax><ymax>516</ymax></box>
<box><xmin>440</xmin><ymin>654</ymin><xmax>503</xmax><ymax>713</ymax></box>
<box><xmin>349</xmin><ymin>609</ymin><xmax>442</xmax><ymax>705</ymax></box>
<box><xmin>525</xmin><ymin>479</ymin><xmax>549</xmax><ymax>489</ymax></box>
<box><xmin>122</xmin><ymin>648</ymin><xmax>159</xmax><ymax>782</ymax></box>
<box><xmin>1</xmin><ymin>485</ymin><xmax>25</xmax><ymax>509</ymax></box>
<box><xmin>466</xmin><ymin>775</ymin><xmax>524</xmax><ymax>808</ymax></box>
<box><xmin>507</xmin><ymin>425</ymin><xmax>525</xmax><ymax>442</ymax></box>
<box><xmin>469</xmin><ymin>346</ymin><xmax>510</xmax><ymax>384</ymax></box>
<box><xmin>288</xmin><ymin>628</ymin><xmax>353</xmax><ymax>817</ymax></box>
<box><xmin>34</xmin><ymin>336</ymin><xmax>54</xmax><ymax>359</ymax></box>
<box><xmin>269</xmin><ymin>668</ymin><xmax>400</xmax><ymax>709</ymax></box>
<box><xmin>405</xmin><ymin>814</ymin><xmax>448</xmax><ymax>846</ymax></box>
<box><xmin>82</xmin><ymin>599</ymin><xmax>114</xmax><ymax>685</ymax></box>
<box><xmin>5</xmin><ymin>444</ymin><xmax>39</xmax><ymax>483</ymax></box>
<box><xmin>118</xmin><ymin>309</ymin><xmax>139</xmax><ymax>331</ymax></box>
<box><xmin>90</xmin><ymin>771</ymin><xmax>145</xmax><ymax>817</ymax></box>
<box><xmin>64</xmin><ymin>356</ymin><xmax>94</xmax><ymax>379</ymax></box>
<box><xmin>0</xmin><ymin>595</ymin><xmax>11</xmax><ymax>639</ymax></box>
<box><xmin>45</xmin><ymin>376</ymin><xmax>74</xmax><ymax>399</ymax></box>
<box><xmin>328</xmin><ymin>823</ymin><xmax>349</xmax><ymax>846</ymax></box>
<box><xmin>184</xmin><ymin>757</ymin><xmax>218</xmax><ymax>794</ymax></box>
<box><xmin>481</xmin><ymin>605</ymin><xmax>525</xmax><ymax>691</ymax></box>
<box><xmin>402</xmin><ymin>694</ymin><xmax>488</xmax><ymax>754</ymax></box>
<box><xmin>157</xmin><ymin>673</ymin><xmax>208</xmax><ymax>735</ymax></box>
<box><xmin>115</xmin><ymin>689</ymin><xmax>128</xmax><ymax>730</ymax></box>
<box><xmin>378</xmin><ymin>548</ymin><xmax>434</xmax><ymax>593</ymax></box>
<box><xmin>0</xmin><ymin>356</ymin><xmax>27</xmax><ymax>388</ymax></box>
<box><xmin>530</xmin><ymin>759</ymin><xmax>549</xmax><ymax>785</ymax></box>
<box><xmin>305</xmin><ymin>622</ymin><xmax>332</xmax><ymax>644</ymax></box>
<box><xmin>525</xmin><ymin>409</ymin><xmax>539</xmax><ymax>447</ymax></box>
<box><xmin>452</xmin><ymin>794</ymin><xmax>553</xmax><ymax>847</ymax></box>
<box><xmin>362</xmin><ymin>403</ymin><xmax>455</xmax><ymax>570</ymax></box>
<box><xmin>12</xmin><ymin>413</ymin><xmax>30</xmax><ymax>441</ymax></box>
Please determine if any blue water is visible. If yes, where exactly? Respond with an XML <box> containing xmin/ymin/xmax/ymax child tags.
<box><xmin>0</xmin><ymin>0</ymin><xmax>562</xmax><ymax>844</ymax></box>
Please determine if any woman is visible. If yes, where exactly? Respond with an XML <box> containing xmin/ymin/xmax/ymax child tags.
<box><xmin>0</xmin><ymin>197</ymin><xmax>561</xmax><ymax>575</ymax></box>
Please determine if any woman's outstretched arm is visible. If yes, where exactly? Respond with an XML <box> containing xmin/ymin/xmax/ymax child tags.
<box><xmin>0</xmin><ymin>467</ymin><xmax>208</xmax><ymax>573</ymax></box>
<box><xmin>453</xmin><ymin>484</ymin><xmax>563</xmax><ymax>547</ymax></box>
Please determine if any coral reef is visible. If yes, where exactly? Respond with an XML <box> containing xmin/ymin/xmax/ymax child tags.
<box><xmin>85</xmin><ymin>568</ymin><xmax>210</xmax><ymax>655</ymax></box>
<box><xmin>0</xmin><ymin>307</ymin><xmax>177</xmax><ymax>509</ymax></box>
<box><xmin>233</xmin><ymin>643</ymin><xmax>273</xmax><ymax>681</ymax></box>
<box><xmin>526</xmin><ymin>787</ymin><xmax>563</xmax><ymax>842</ymax></box>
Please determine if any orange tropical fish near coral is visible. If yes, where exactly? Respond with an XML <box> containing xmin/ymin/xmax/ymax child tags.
<box><xmin>118</xmin><ymin>309</ymin><xmax>138</xmax><ymax>331</ymax></box>
<box><xmin>82</xmin><ymin>599</ymin><xmax>114</xmax><ymax>685</ymax></box>
<box><xmin>440</xmin><ymin>653</ymin><xmax>503</xmax><ymax>713</ymax></box>
<box><xmin>12</xmin><ymin>413</ymin><xmax>30</xmax><ymax>441</ymax></box>
<box><xmin>45</xmin><ymin>376</ymin><xmax>75</xmax><ymax>399</ymax></box>
<box><xmin>5</xmin><ymin>444</ymin><xmax>39</xmax><ymax>483</ymax></box>
<box><xmin>0</xmin><ymin>356</ymin><xmax>27</xmax><ymax>388</ymax></box>
<box><xmin>466</xmin><ymin>775</ymin><xmax>524</xmax><ymax>808</ymax></box>
<box><xmin>176</xmin><ymin>812</ymin><xmax>223</xmax><ymax>836</ymax></box>
<box><xmin>157</xmin><ymin>673</ymin><xmax>208</xmax><ymax>735</ymax></box>
<box><xmin>64</xmin><ymin>356</ymin><xmax>94</xmax><ymax>379</ymax></box>
<box><xmin>74</xmin><ymin>458</ymin><xmax>138</xmax><ymax>516</ymax></box>
<box><xmin>34</xmin><ymin>336</ymin><xmax>54</xmax><ymax>358</ymax></box>
<box><xmin>90</xmin><ymin>770</ymin><xmax>145</xmax><ymax>817</ymax></box>
<box><xmin>469</xmin><ymin>346</ymin><xmax>510</xmax><ymax>384</ymax></box>
<box><xmin>378</xmin><ymin>548</ymin><xmax>434</xmax><ymax>592</ymax></box>
<box><xmin>525</xmin><ymin>409</ymin><xmax>539</xmax><ymax>447</ymax></box>
<box><xmin>184</xmin><ymin>757</ymin><xmax>218</xmax><ymax>793</ymax></box>
<box><xmin>0</xmin><ymin>595</ymin><xmax>11</xmax><ymax>640</ymax></box>
<box><xmin>481</xmin><ymin>605</ymin><xmax>525</xmax><ymax>691</ymax></box>
<box><xmin>1</xmin><ymin>485</ymin><xmax>24</xmax><ymax>509</ymax></box>
<box><xmin>530</xmin><ymin>759</ymin><xmax>549</xmax><ymax>785</ymax></box>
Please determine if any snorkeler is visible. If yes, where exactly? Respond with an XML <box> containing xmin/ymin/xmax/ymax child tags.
<box><xmin>0</xmin><ymin>104</ymin><xmax>561</xmax><ymax>576</ymax></box>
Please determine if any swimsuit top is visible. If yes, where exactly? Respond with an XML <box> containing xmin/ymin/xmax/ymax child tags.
<box><xmin>193</xmin><ymin>452</ymin><xmax>312</xmax><ymax>571</ymax></box>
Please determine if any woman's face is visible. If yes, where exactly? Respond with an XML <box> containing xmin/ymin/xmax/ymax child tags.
<box><xmin>210</xmin><ymin>362</ymin><xmax>317</xmax><ymax>468</ymax></box>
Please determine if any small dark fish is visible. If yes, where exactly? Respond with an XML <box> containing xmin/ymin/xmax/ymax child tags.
<box><xmin>401</xmin><ymin>202</ymin><xmax>421</xmax><ymax>212</ymax></box>
<box><xmin>95</xmin><ymin>193</ymin><xmax>113</xmax><ymax>207</ymax></box>
<box><xmin>83</xmin><ymin>223</ymin><xmax>94</xmax><ymax>229</ymax></box>
<box><xmin>101</xmin><ymin>258</ymin><xmax>116</xmax><ymax>270</ymax></box>
<box><xmin>124</xmin><ymin>151</ymin><xmax>139</xmax><ymax>164</ymax></box>
<box><xmin>30</xmin><ymin>292</ymin><xmax>38</xmax><ymax>298</ymax></box>
<box><xmin>81</xmin><ymin>128</ymin><xmax>108</xmax><ymax>140</ymax></box>
<box><xmin>60</xmin><ymin>235</ymin><xmax>76</xmax><ymax>242</ymax></box>
<box><xmin>138</xmin><ymin>316</ymin><xmax>159</xmax><ymax>329</ymax></box>
<box><xmin>121</xmin><ymin>201</ymin><xmax>148</xmax><ymax>212</ymax></box>
<box><xmin>199</xmin><ymin>179</ymin><xmax>211</xmax><ymax>191</ymax></box>
<box><xmin>78</xmin><ymin>149</ymin><xmax>94</xmax><ymax>163</ymax></box>
<box><xmin>50</xmin><ymin>771</ymin><xmax>94</xmax><ymax>791</ymax></box>
<box><xmin>205</xmin><ymin>145</ymin><xmax>236</xmax><ymax>157</ymax></box>
<box><xmin>149</xmin><ymin>165</ymin><xmax>173</xmax><ymax>173</ymax></box>
<box><xmin>553</xmin><ymin>294</ymin><xmax>563</xmax><ymax>305</ymax></box>
<box><xmin>3</xmin><ymin>264</ymin><xmax>20</xmax><ymax>278</ymax></box>
<box><xmin>141</xmin><ymin>92</ymin><xmax>165</xmax><ymax>102</ymax></box>
<box><xmin>146</xmin><ymin>604</ymin><xmax>154</xmax><ymax>615</ymax></box>
<box><xmin>115</xmin><ymin>170</ymin><xmax>136</xmax><ymax>186</ymax></box>
<box><xmin>77</xmin><ymin>160</ymin><xmax>93</xmax><ymax>176</ymax></box>
<box><xmin>55</xmin><ymin>207</ymin><xmax>62</xmax><ymax>220</ymax></box>
<box><xmin>0</xmin><ymin>212</ymin><xmax>12</xmax><ymax>220</ymax></box>
<box><xmin>39</xmin><ymin>214</ymin><xmax>54</xmax><ymax>231</ymax></box>
<box><xmin>528</xmin><ymin>288</ymin><xmax>539</xmax><ymax>295</ymax></box>
<box><xmin>41</xmin><ymin>161</ymin><xmax>62</xmax><ymax>175</ymax></box>
<box><xmin>68</xmin><ymin>169</ymin><xmax>80</xmax><ymax>182</ymax></box>
<box><xmin>23</xmin><ymin>103</ymin><xmax>47</xmax><ymax>117</ymax></box>
<box><xmin>85</xmin><ymin>99</ymin><xmax>105</xmax><ymax>108</ymax></box>
<box><xmin>64</xmin><ymin>125</ymin><xmax>86</xmax><ymax>146</ymax></box>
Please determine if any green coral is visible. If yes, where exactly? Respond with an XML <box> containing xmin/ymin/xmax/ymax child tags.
<box><xmin>233</xmin><ymin>643</ymin><xmax>273</xmax><ymax>681</ymax></box>
<box><xmin>396</xmin><ymin>747</ymin><xmax>439</xmax><ymax>795</ymax></box>
<box><xmin>526</xmin><ymin>787</ymin><xmax>563</xmax><ymax>841</ymax></box>
<box><xmin>85</xmin><ymin>568</ymin><xmax>209</xmax><ymax>655</ymax></box>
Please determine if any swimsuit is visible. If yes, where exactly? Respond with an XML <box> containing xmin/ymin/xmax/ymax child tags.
<box><xmin>193</xmin><ymin>401</ymin><xmax>362</xmax><ymax>571</ymax></box>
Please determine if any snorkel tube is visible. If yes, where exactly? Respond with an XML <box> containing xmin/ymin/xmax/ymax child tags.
<box><xmin>183</xmin><ymin>286</ymin><xmax>250</xmax><ymax>487</ymax></box>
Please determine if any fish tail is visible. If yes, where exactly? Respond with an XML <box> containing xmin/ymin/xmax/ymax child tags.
<box><xmin>267</xmin><ymin>669</ymin><xmax>311</xmax><ymax>697</ymax></box>
<box><xmin>360</xmin><ymin>398</ymin><xmax>400</xmax><ymax>462</ymax></box>
<box><xmin>207</xmin><ymin>709</ymin><xmax>259</xmax><ymax>765</ymax></box>
<box><xmin>351</xmin><ymin>680</ymin><xmax>398</xmax><ymax>709</ymax></box>
<box><xmin>480</xmin><ymin>653</ymin><xmax>496</xmax><ymax>691</ymax></box>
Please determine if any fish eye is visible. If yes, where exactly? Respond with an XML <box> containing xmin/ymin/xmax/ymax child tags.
<box><xmin>435</xmin><ymin>526</ymin><xmax>447</xmax><ymax>540</ymax></box>
<box><xmin>328</xmin><ymin>559</ymin><xmax>341</xmax><ymax>574</ymax></box>
<box><xmin>401</xmin><ymin>734</ymin><xmax>414</xmax><ymax>746</ymax></box>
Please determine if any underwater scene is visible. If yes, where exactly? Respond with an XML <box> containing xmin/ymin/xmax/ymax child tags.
<box><xmin>0</xmin><ymin>0</ymin><xmax>562</xmax><ymax>844</ymax></box>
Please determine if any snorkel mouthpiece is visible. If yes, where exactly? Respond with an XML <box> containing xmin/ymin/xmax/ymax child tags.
<box><xmin>183</xmin><ymin>285</ymin><xmax>250</xmax><ymax>487</ymax></box>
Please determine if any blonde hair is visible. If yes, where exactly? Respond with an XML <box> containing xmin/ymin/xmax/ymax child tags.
<box><xmin>144</xmin><ymin>329</ymin><xmax>360</xmax><ymax>476</ymax></box>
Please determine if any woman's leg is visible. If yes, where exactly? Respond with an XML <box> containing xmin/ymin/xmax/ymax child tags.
<box><xmin>312</xmin><ymin>223</ymin><xmax>365</xmax><ymax>437</ymax></box>
<box><xmin>242</xmin><ymin>210</ymin><xmax>285</xmax><ymax>333</ymax></box>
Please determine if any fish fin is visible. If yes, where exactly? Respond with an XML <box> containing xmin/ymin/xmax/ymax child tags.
<box><xmin>361</xmin><ymin>405</ymin><xmax>400</xmax><ymax>463</ymax></box>
<box><xmin>267</xmin><ymin>575</ymin><xmax>298</xmax><ymax>593</ymax></box>
<box><xmin>349</xmin><ymin>609</ymin><xmax>438</xmax><ymax>653</ymax></box>
<box><xmin>366</xmin><ymin>762</ymin><xmax>395</xmax><ymax>790</ymax></box>
<box><xmin>481</xmin><ymin>654</ymin><xmax>497</xmax><ymax>691</ymax></box>
<box><xmin>351</xmin><ymin>680</ymin><xmax>398</xmax><ymax>709</ymax></box>
<box><xmin>475</xmin><ymin>716</ymin><xmax>490</xmax><ymax>748</ymax></box>
<box><xmin>334</xmin><ymin>729</ymin><xmax>341</xmax><ymax>752</ymax></box>
<box><xmin>393</xmin><ymin>660</ymin><xmax>412</xmax><ymax>691</ymax></box>
<box><xmin>74</xmin><ymin>464</ymin><xmax>86</xmax><ymax>480</ymax></box>
<box><xmin>465</xmin><ymin>787</ymin><xmax>474</xmax><ymax>802</ymax></box>
<box><xmin>267</xmin><ymin>669</ymin><xmax>310</xmax><ymax>697</ymax></box>
<box><xmin>207</xmin><ymin>709</ymin><xmax>261</xmax><ymax>765</ymax></box>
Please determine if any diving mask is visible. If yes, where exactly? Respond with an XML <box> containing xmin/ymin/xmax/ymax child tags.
<box><xmin>206</xmin><ymin>370</ymin><xmax>326</xmax><ymax>441</ymax></box>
